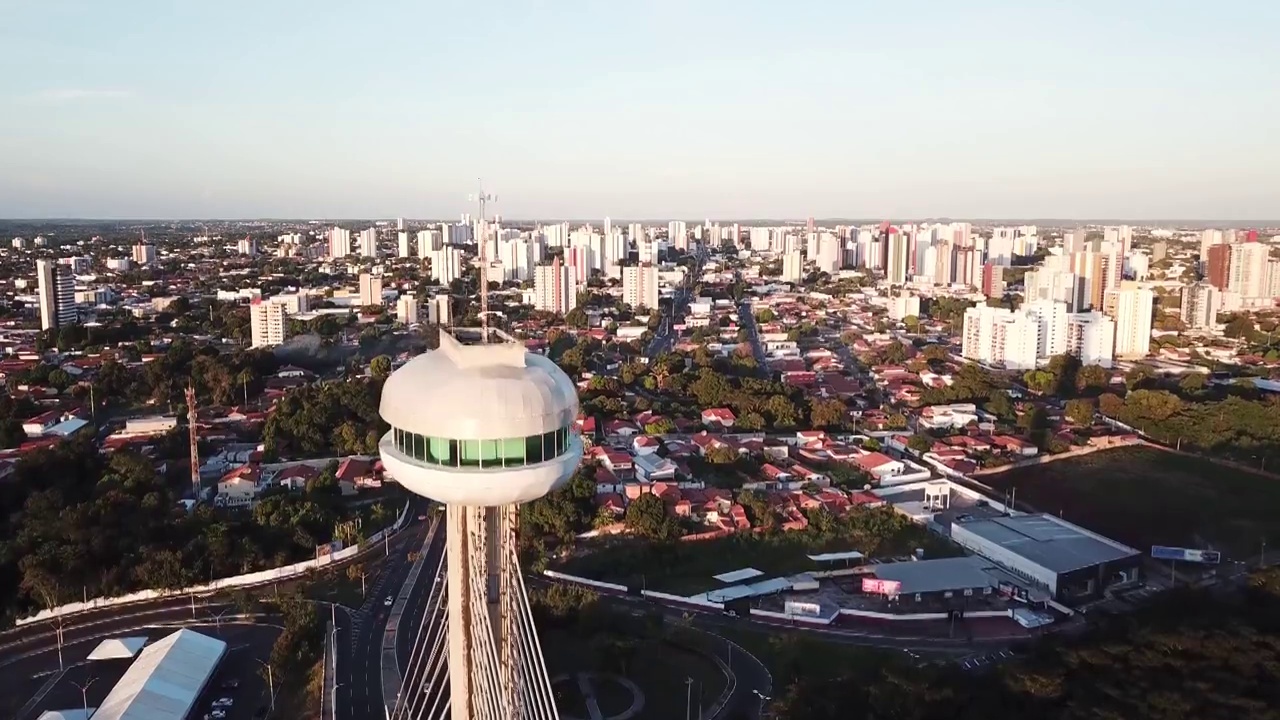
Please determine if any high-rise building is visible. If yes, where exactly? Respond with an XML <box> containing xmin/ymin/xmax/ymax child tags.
<box><xmin>1151</xmin><ymin>241</ymin><xmax>1168</xmax><ymax>263</ymax></box>
<box><xmin>1267</xmin><ymin>261</ymin><xmax>1280</xmax><ymax>299</ymax></box>
<box><xmin>416</xmin><ymin>230</ymin><xmax>441</xmax><ymax>256</ymax></box>
<box><xmin>815</xmin><ymin>234</ymin><xmax>841</xmax><ymax>274</ymax></box>
<box><xmin>36</xmin><ymin>259</ymin><xmax>77</xmax><ymax>331</ymax></box>
<box><xmin>237</xmin><ymin>237</ymin><xmax>257</xmax><ymax>255</ymax></box>
<box><xmin>667</xmin><ymin>221</ymin><xmax>688</xmax><ymax>252</ymax></box>
<box><xmin>981</xmin><ymin>264</ymin><xmax>1006</xmax><ymax>298</ymax></box>
<box><xmin>533</xmin><ymin>257</ymin><xmax>578</xmax><ymax>315</ymax></box>
<box><xmin>328</xmin><ymin>227</ymin><xmax>352</xmax><ymax>258</ymax></box>
<box><xmin>1228</xmin><ymin>242</ymin><xmax>1270</xmax><ymax>299</ymax></box>
<box><xmin>1206</xmin><ymin>243</ymin><xmax>1232</xmax><ymax>290</ymax></box>
<box><xmin>1179</xmin><ymin>282</ymin><xmax>1220</xmax><ymax>330</ymax></box>
<box><xmin>428</xmin><ymin>295</ymin><xmax>451</xmax><ymax>325</ymax></box>
<box><xmin>1105</xmin><ymin>284</ymin><xmax>1153</xmax><ymax>360</ymax></box>
<box><xmin>622</xmin><ymin>263</ymin><xmax>660</xmax><ymax>310</ymax></box>
<box><xmin>398</xmin><ymin>232</ymin><xmax>412</xmax><ymax>258</ymax></box>
<box><xmin>396</xmin><ymin>293</ymin><xmax>420</xmax><ymax>324</ymax></box>
<box><xmin>781</xmin><ymin>250</ymin><xmax>804</xmax><ymax>283</ymax></box>
<box><xmin>359</xmin><ymin>228</ymin><xmax>380</xmax><ymax>258</ymax></box>
<box><xmin>1022</xmin><ymin>300</ymin><xmax>1069</xmax><ymax>359</ymax></box>
<box><xmin>431</xmin><ymin>248</ymin><xmax>464</xmax><ymax>285</ymax></box>
<box><xmin>359</xmin><ymin>273</ymin><xmax>385</xmax><ymax>307</ymax></box>
<box><xmin>885</xmin><ymin>231</ymin><xmax>910</xmax><ymax>285</ymax></box>
<box><xmin>1066</xmin><ymin>311</ymin><xmax>1116</xmax><ymax>368</ymax></box>
<box><xmin>249</xmin><ymin>299</ymin><xmax>287</xmax><ymax>348</ymax></box>
<box><xmin>132</xmin><ymin>243</ymin><xmax>157</xmax><ymax>265</ymax></box>
<box><xmin>396</xmin><ymin>217</ymin><xmax>406</xmax><ymax>231</ymax></box>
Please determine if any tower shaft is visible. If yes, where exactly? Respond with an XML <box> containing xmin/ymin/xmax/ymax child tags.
<box><xmin>445</xmin><ymin>503</ymin><xmax>525</xmax><ymax>720</ymax></box>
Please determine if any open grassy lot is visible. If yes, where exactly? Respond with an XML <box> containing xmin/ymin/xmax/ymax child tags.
<box><xmin>557</xmin><ymin>510</ymin><xmax>956</xmax><ymax>596</ymax></box>
<box><xmin>985</xmin><ymin>446</ymin><xmax>1279</xmax><ymax>559</ymax></box>
<box><xmin>541</xmin><ymin>628</ymin><xmax>726</xmax><ymax>720</ymax></box>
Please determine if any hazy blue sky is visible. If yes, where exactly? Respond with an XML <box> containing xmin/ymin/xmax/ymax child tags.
<box><xmin>2</xmin><ymin>1</ymin><xmax>1277</xmax><ymax>220</ymax></box>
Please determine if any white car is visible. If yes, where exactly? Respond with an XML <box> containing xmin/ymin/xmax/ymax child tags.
<box><xmin>383</xmin><ymin>596</ymin><xmax>394</xmax><ymax>607</ymax></box>
<box><xmin>205</xmin><ymin>712</ymin><xmax>226</xmax><ymax>720</ymax></box>
<box><xmin>212</xmin><ymin>698</ymin><xmax>234</xmax><ymax>708</ymax></box>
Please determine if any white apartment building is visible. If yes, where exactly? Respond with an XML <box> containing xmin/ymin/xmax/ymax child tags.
<box><xmin>359</xmin><ymin>273</ymin><xmax>384</xmax><ymax>307</ymax></box>
<box><xmin>270</xmin><ymin>293</ymin><xmax>311</xmax><ymax>315</ymax></box>
<box><xmin>237</xmin><ymin>237</ymin><xmax>257</xmax><ymax>255</ymax></box>
<box><xmin>885</xmin><ymin>232</ymin><xmax>910</xmax><ymax>285</ymax></box>
<box><xmin>668</xmin><ymin>221</ymin><xmax>688</xmax><ymax>252</ymax></box>
<box><xmin>396</xmin><ymin>293</ymin><xmax>420</xmax><ymax>324</ymax></box>
<box><xmin>428</xmin><ymin>295</ymin><xmax>451</xmax><ymax>325</ymax></box>
<box><xmin>1022</xmin><ymin>300</ymin><xmax>1069</xmax><ymax>359</ymax></box>
<box><xmin>888</xmin><ymin>293</ymin><xmax>921</xmax><ymax>321</ymax></box>
<box><xmin>359</xmin><ymin>228</ymin><xmax>380</xmax><ymax>258</ymax></box>
<box><xmin>1105</xmin><ymin>284</ymin><xmax>1153</xmax><ymax>360</ymax></box>
<box><xmin>397</xmin><ymin>232</ymin><xmax>411</xmax><ymax>258</ymax></box>
<box><xmin>961</xmin><ymin>304</ymin><xmax>1045</xmax><ymax>370</ymax></box>
<box><xmin>430</xmin><ymin>248</ymin><xmax>464</xmax><ymax>285</ymax></box>
<box><xmin>782</xmin><ymin>250</ymin><xmax>804</xmax><ymax>283</ymax></box>
<box><xmin>416</xmin><ymin>229</ymin><xmax>441</xmax><ymax>256</ymax></box>
<box><xmin>815</xmin><ymin>234</ymin><xmax>841</xmax><ymax>274</ymax></box>
<box><xmin>1228</xmin><ymin>242</ymin><xmax>1270</xmax><ymax>299</ymax></box>
<box><xmin>1180</xmin><ymin>283</ymin><xmax>1220</xmax><ymax>330</ymax></box>
<box><xmin>36</xmin><ymin>259</ymin><xmax>77</xmax><ymax>330</ymax></box>
<box><xmin>533</xmin><ymin>257</ymin><xmax>578</xmax><ymax>315</ymax></box>
<box><xmin>1066</xmin><ymin>312</ymin><xmax>1115</xmax><ymax>368</ymax></box>
<box><xmin>132</xmin><ymin>243</ymin><xmax>157</xmax><ymax>265</ymax></box>
<box><xmin>328</xmin><ymin>227</ymin><xmax>352</xmax><ymax>258</ymax></box>
<box><xmin>249</xmin><ymin>300</ymin><xmax>288</xmax><ymax>348</ymax></box>
<box><xmin>622</xmin><ymin>263</ymin><xmax>660</xmax><ymax>310</ymax></box>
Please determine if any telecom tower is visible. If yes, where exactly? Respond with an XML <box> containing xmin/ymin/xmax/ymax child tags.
<box><xmin>379</xmin><ymin>187</ymin><xmax>578</xmax><ymax>720</ymax></box>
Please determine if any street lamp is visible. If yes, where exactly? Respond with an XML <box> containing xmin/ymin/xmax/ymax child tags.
<box><xmin>208</xmin><ymin>606</ymin><xmax>233</xmax><ymax>633</ymax></box>
<box><xmin>685</xmin><ymin>677</ymin><xmax>695</xmax><ymax>720</ymax></box>
<box><xmin>752</xmin><ymin>689</ymin><xmax>772</xmax><ymax>716</ymax></box>
<box><xmin>256</xmin><ymin>659</ymin><xmax>275</xmax><ymax>712</ymax></box>
<box><xmin>70</xmin><ymin>676</ymin><xmax>97</xmax><ymax>718</ymax></box>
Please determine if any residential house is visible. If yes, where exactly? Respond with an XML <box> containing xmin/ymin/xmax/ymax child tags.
<box><xmin>701</xmin><ymin>408</ymin><xmax>737</xmax><ymax>428</ymax></box>
<box><xmin>216</xmin><ymin>465</ymin><xmax>261</xmax><ymax>508</ymax></box>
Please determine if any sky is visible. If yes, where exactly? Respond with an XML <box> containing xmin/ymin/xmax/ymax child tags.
<box><xmin>1</xmin><ymin>0</ymin><xmax>1278</xmax><ymax>221</ymax></box>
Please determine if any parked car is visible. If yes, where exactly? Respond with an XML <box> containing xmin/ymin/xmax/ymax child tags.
<box><xmin>384</xmin><ymin>596</ymin><xmax>394</xmax><ymax>607</ymax></box>
<box><xmin>220</xmin><ymin>679</ymin><xmax>240</xmax><ymax>690</ymax></box>
<box><xmin>212</xmin><ymin>698</ymin><xmax>234</xmax><ymax>709</ymax></box>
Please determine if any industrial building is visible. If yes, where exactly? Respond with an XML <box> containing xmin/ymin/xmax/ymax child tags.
<box><xmin>92</xmin><ymin>628</ymin><xmax>227</xmax><ymax>720</ymax></box>
<box><xmin>861</xmin><ymin>555</ymin><xmax>999</xmax><ymax>604</ymax></box>
<box><xmin>950</xmin><ymin>513</ymin><xmax>1142</xmax><ymax>602</ymax></box>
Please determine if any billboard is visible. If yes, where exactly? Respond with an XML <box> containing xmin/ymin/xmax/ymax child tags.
<box><xmin>315</xmin><ymin>540</ymin><xmax>344</xmax><ymax>559</ymax></box>
<box><xmin>1151</xmin><ymin>546</ymin><xmax>1221</xmax><ymax>564</ymax></box>
<box><xmin>784</xmin><ymin>601</ymin><xmax>822</xmax><ymax>617</ymax></box>
<box><xmin>861</xmin><ymin>578</ymin><xmax>902</xmax><ymax>595</ymax></box>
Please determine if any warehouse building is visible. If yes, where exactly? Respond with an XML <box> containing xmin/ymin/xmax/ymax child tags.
<box><xmin>861</xmin><ymin>555</ymin><xmax>1000</xmax><ymax>604</ymax></box>
<box><xmin>950</xmin><ymin>513</ymin><xmax>1141</xmax><ymax>602</ymax></box>
<box><xmin>92</xmin><ymin>628</ymin><xmax>227</xmax><ymax>720</ymax></box>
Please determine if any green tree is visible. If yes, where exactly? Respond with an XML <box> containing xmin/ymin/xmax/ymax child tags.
<box><xmin>906</xmin><ymin>434</ymin><xmax>932</xmax><ymax>453</ymax></box>
<box><xmin>369</xmin><ymin>355</ymin><xmax>392</xmax><ymax>379</ymax></box>
<box><xmin>624</xmin><ymin>493</ymin><xmax>674</xmax><ymax>539</ymax></box>
<box><xmin>565</xmin><ymin>307</ymin><xmax>589</xmax><ymax>329</ymax></box>
<box><xmin>1064</xmin><ymin>398</ymin><xmax>1095</xmax><ymax>425</ymax></box>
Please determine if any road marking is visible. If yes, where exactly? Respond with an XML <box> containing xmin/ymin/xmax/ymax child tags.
<box><xmin>15</xmin><ymin>667</ymin><xmax>66</xmax><ymax>720</ymax></box>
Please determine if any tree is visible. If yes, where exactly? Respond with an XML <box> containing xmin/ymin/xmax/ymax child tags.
<box><xmin>986</xmin><ymin>390</ymin><xmax>1015</xmax><ymax>420</ymax></box>
<box><xmin>1125</xmin><ymin>365</ymin><xmax>1157</xmax><ymax>391</ymax></box>
<box><xmin>902</xmin><ymin>315</ymin><xmax>920</xmax><ymax>331</ymax></box>
<box><xmin>369</xmin><ymin>355</ymin><xmax>392</xmax><ymax>379</ymax></box>
<box><xmin>565</xmin><ymin>307</ymin><xmax>589</xmax><ymax>329</ymax></box>
<box><xmin>1064</xmin><ymin>398</ymin><xmax>1095</xmax><ymax>426</ymax></box>
<box><xmin>1179</xmin><ymin>372</ymin><xmax>1207</xmax><ymax>395</ymax></box>
<box><xmin>906</xmin><ymin>434</ymin><xmax>932</xmax><ymax>453</ymax></box>
<box><xmin>1076</xmin><ymin>364</ymin><xmax>1111</xmax><ymax>394</ymax></box>
<box><xmin>624</xmin><ymin>494</ymin><xmax>674</xmax><ymax>539</ymax></box>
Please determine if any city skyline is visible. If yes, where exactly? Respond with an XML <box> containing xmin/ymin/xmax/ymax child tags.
<box><xmin>2</xmin><ymin>1</ymin><xmax>1278</xmax><ymax>219</ymax></box>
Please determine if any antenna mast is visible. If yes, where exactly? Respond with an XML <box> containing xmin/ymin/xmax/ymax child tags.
<box><xmin>469</xmin><ymin>181</ymin><xmax>497</xmax><ymax>343</ymax></box>
<box><xmin>185</xmin><ymin>385</ymin><xmax>200</xmax><ymax>502</ymax></box>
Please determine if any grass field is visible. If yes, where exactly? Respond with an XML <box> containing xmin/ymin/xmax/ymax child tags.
<box><xmin>984</xmin><ymin>446</ymin><xmax>1279</xmax><ymax>558</ymax></box>
<box><xmin>558</xmin><ymin>521</ymin><xmax>955</xmax><ymax>596</ymax></box>
<box><xmin>542</xmin><ymin>629</ymin><xmax>725</xmax><ymax>720</ymax></box>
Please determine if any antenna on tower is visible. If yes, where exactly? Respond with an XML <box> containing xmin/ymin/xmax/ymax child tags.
<box><xmin>467</xmin><ymin>180</ymin><xmax>497</xmax><ymax>343</ymax></box>
<box><xmin>185</xmin><ymin>385</ymin><xmax>201</xmax><ymax>503</ymax></box>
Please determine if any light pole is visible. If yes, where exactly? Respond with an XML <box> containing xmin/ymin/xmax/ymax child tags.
<box><xmin>332</xmin><ymin>682</ymin><xmax>342</xmax><ymax>720</ymax></box>
<box><xmin>71</xmin><ymin>676</ymin><xmax>97</xmax><ymax>717</ymax></box>
<box><xmin>209</xmin><ymin>607</ymin><xmax>233</xmax><ymax>633</ymax></box>
<box><xmin>257</xmin><ymin>659</ymin><xmax>275</xmax><ymax>712</ymax></box>
<box><xmin>752</xmin><ymin>689</ymin><xmax>772</xmax><ymax>717</ymax></box>
<box><xmin>685</xmin><ymin>677</ymin><xmax>694</xmax><ymax>720</ymax></box>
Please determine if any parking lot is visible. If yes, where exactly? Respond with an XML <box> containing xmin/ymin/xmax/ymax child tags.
<box><xmin>9</xmin><ymin>622</ymin><xmax>279</xmax><ymax>720</ymax></box>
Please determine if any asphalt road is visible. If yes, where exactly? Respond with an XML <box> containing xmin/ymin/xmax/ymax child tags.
<box><xmin>334</xmin><ymin>500</ymin><xmax>435</xmax><ymax>720</ymax></box>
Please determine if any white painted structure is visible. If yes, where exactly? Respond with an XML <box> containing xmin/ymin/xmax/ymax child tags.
<box><xmin>380</xmin><ymin>330</ymin><xmax>578</xmax><ymax>720</ymax></box>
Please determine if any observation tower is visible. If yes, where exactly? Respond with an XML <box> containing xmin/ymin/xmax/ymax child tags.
<box><xmin>379</xmin><ymin>328</ymin><xmax>581</xmax><ymax>720</ymax></box>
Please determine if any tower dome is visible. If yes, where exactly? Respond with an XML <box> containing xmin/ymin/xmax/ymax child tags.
<box><xmin>378</xmin><ymin>332</ymin><xmax>582</xmax><ymax>506</ymax></box>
